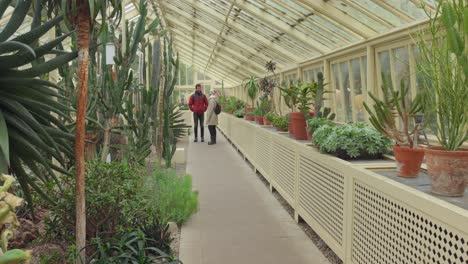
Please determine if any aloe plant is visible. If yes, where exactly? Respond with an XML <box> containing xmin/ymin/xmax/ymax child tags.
<box><xmin>364</xmin><ymin>74</ymin><xmax>422</xmax><ymax>148</ymax></box>
<box><xmin>0</xmin><ymin>0</ymin><xmax>78</xmax><ymax>208</ymax></box>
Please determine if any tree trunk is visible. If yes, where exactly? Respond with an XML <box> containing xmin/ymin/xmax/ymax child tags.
<box><xmin>75</xmin><ymin>2</ymin><xmax>90</xmax><ymax>263</ymax></box>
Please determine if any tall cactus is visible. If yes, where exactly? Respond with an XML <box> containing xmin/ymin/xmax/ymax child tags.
<box><xmin>314</xmin><ymin>72</ymin><xmax>335</xmax><ymax>120</ymax></box>
<box><xmin>98</xmin><ymin>0</ymin><xmax>159</xmax><ymax>161</ymax></box>
<box><xmin>155</xmin><ymin>36</ymin><xmax>188</xmax><ymax>167</ymax></box>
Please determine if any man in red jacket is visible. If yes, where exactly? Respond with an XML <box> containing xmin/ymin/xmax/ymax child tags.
<box><xmin>189</xmin><ymin>84</ymin><xmax>209</xmax><ymax>142</ymax></box>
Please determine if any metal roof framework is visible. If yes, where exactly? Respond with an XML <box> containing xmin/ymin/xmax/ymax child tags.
<box><xmin>0</xmin><ymin>0</ymin><xmax>437</xmax><ymax>86</ymax></box>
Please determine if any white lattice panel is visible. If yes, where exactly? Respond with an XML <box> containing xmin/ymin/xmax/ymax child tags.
<box><xmin>299</xmin><ymin>154</ymin><xmax>345</xmax><ymax>250</ymax></box>
<box><xmin>352</xmin><ymin>181</ymin><xmax>468</xmax><ymax>264</ymax></box>
<box><xmin>271</xmin><ymin>139</ymin><xmax>296</xmax><ymax>202</ymax></box>
<box><xmin>255</xmin><ymin>129</ymin><xmax>272</xmax><ymax>177</ymax></box>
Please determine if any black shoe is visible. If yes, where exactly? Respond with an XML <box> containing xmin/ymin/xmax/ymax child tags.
<box><xmin>201</xmin><ymin>138</ymin><xmax>204</xmax><ymax>142</ymax></box>
<box><xmin>208</xmin><ymin>141</ymin><xmax>215</xmax><ymax>145</ymax></box>
<box><xmin>194</xmin><ymin>138</ymin><xmax>198</xmax><ymax>143</ymax></box>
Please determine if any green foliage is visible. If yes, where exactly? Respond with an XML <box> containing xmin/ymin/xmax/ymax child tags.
<box><xmin>313</xmin><ymin>123</ymin><xmax>392</xmax><ymax>159</ymax></box>
<box><xmin>364</xmin><ymin>74</ymin><xmax>422</xmax><ymax>148</ymax></box>
<box><xmin>49</xmin><ymin>160</ymin><xmax>145</xmax><ymax>241</ymax></box>
<box><xmin>137</xmin><ymin>168</ymin><xmax>198</xmax><ymax>226</ymax></box>
<box><xmin>139</xmin><ymin>220</ymin><xmax>173</xmax><ymax>256</ymax></box>
<box><xmin>87</xmin><ymin>231</ymin><xmax>181</xmax><ymax>264</ymax></box>
<box><xmin>265</xmin><ymin>112</ymin><xmax>278</xmax><ymax>122</ymax></box>
<box><xmin>0</xmin><ymin>175</ymin><xmax>31</xmax><ymax>263</ymax></box>
<box><xmin>179</xmin><ymin>105</ymin><xmax>189</xmax><ymax>110</ymax></box>
<box><xmin>40</xmin><ymin>249</ymin><xmax>61</xmax><ymax>264</ymax></box>
<box><xmin>279</xmin><ymin>81</ymin><xmax>299</xmax><ymax>112</ymax></box>
<box><xmin>221</xmin><ymin>96</ymin><xmax>246</xmax><ymax>113</ymax></box>
<box><xmin>0</xmin><ymin>0</ymin><xmax>77</xmax><ymax>207</ymax></box>
<box><xmin>306</xmin><ymin>117</ymin><xmax>335</xmax><ymax>135</ymax></box>
<box><xmin>234</xmin><ymin>108</ymin><xmax>245</xmax><ymax>118</ymax></box>
<box><xmin>313</xmin><ymin>72</ymin><xmax>335</xmax><ymax>120</ymax></box>
<box><xmin>256</xmin><ymin>96</ymin><xmax>272</xmax><ymax>116</ymax></box>
<box><xmin>414</xmin><ymin>0</ymin><xmax>468</xmax><ymax>150</ymax></box>
<box><xmin>243</xmin><ymin>76</ymin><xmax>259</xmax><ymax>107</ymax></box>
<box><xmin>272</xmin><ymin>115</ymin><xmax>288</xmax><ymax>131</ymax></box>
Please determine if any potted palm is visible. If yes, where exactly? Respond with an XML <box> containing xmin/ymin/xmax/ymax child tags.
<box><xmin>364</xmin><ymin>75</ymin><xmax>424</xmax><ymax>178</ymax></box>
<box><xmin>280</xmin><ymin>81</ymin><xmax>315</xmax><ymax>140</ymax></box>
<box><xmin>243</xmin><ymin>76</ymin><xmax>259</xmax><ymax>121</ymax></box>
<box><xmin>415</xmin><ymin>1</ymin><xmax>468</xmax><ymax>196</ymax></box>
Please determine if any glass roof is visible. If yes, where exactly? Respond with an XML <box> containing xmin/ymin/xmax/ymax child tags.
<box><xmin>158</xmin><ymin>0</ymin><xmax>434</xmax><ymax>85</ymax></box>
<box><xmin>0</xmin><ymin>0</ymin><xmax>435</xmax><ymax>86</ymax></box>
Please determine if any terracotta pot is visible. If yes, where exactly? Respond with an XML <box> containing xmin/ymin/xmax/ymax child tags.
<box><xmin>288</xmin><ymin>121</ymin><xmax>294</xmax><ymax>135</ymax></box>
<box><xmin>393</xmin><ymin>145</ymin><xmax>425</xmax><ymax>178</ymax></box>
<box><xmin>255</xmin><ymin>116</ymin><xmax>265</xmax><ymax>125</ymax></box>
<box><xmin>425</xmin><ymin>147</ymin><xmax>467</xmax><ymax>197</ymax></box>
<box><xmin>263</xmin><ymin>116</ymin><xmax>272</xmax><ymax>125</ymax></box>
<box><xmin>290</xmin><ymin>112</ymin><xmax>307</xmax><ymax>140</ymax></box>
<box><xmin>276</xmin><ymin>127</ymin><xmax>286</xmax><ymax>132</ymax></box>
<box><xmin>244</xmin><ymin>107</ymin><xmax>253</xmax><ymax>120</ymax></box>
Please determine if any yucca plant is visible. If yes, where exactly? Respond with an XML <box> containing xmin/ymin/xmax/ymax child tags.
<box><xmin>243</xmin><ymin>76</ymin><xmax>259</xmax><ymax>107</ymax></box>
<box><xmin>0</xmin><ymin>0</ymin><xmax>78</xmax><ymax>207</ymax></box>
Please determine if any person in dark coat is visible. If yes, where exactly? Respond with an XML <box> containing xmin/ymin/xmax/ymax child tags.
<box><xmin>189</xmin><ymin>84</ymin><xmax>209</xmax><ymax>142</ymax></box>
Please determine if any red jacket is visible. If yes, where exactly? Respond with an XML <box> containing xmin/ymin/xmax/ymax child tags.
<box><xmin>189</xmin><ymin>93</ymin><xmax>208</xmax><ymax>114</ymax></box>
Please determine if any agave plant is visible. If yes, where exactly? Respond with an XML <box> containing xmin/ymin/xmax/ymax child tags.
<box><xmin>0</xmin><ymin>0</ymin><xmax>77</xmax><ymax>207</ymax></box>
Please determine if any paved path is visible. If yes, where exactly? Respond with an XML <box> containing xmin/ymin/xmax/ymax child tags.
<box><xmin>179</xmin><ymin>131</ymin><xmax>329</xmax><ymax>264</ymax></box>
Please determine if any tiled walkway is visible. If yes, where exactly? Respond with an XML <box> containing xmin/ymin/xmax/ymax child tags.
<box><xmin>179</xmin><ymin>131</ymin><xmax>329</xmax><ymax>264</ymax></box>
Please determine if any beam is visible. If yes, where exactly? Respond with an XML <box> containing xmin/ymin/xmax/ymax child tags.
<box><xmin>267</xmin><ymin>0</ymin><xmax>352</xmax><ymax>44</ymax></box>
<box><xmin>341</xmin><ymin>0</ymin><xmax>394</xmax><ymax>28</ymax></box>
<box><xmin>368</xmin><ymin>0</ymin><xmax>413</xmax><ymax>23</ymax></box>
<box><xmin>297</xmin><ymin>0</ymin><xmax>376</xmax><ymax>38</ymax></box>
<box><xmin>177</xmin><ymin>52</ymin><xmax>238</xmax><ymax>85</ymax></box>
<box><xmin>170</xmin><ymin>27</ymin><xmax>264</xmax><ymax>76</ymax></box>
<box><xmin>174</xmin><ymin>42</ymin><xmax>246</xmax><ymax>80</ymax></box>
<box><xmin>204</xmin><ymin>0</ymin><xmax>237</xmax><ymax>71</ymax></box>
<box><xmin>174</xmin><ymin>42</ymin><xmax>249</xmax><ymax>80</ymax></box>
<box><xmin>167</xmin><ymin>0</ymin><xmax>302</xmax><ymax>61</ymax></box>
<box><xmin>163</xmin><ymin>6</ymin><xmax>286</xmax><ymax>69</ymax></box>
<box><xmin>230</xmin><ymin>0</ymin><xmax>330</xmax><ymax>53</ymax></box>
<box><xmin>166</xmin><ymin>19</ymin><xmax>266</xmax><ymax>73</ymax></box>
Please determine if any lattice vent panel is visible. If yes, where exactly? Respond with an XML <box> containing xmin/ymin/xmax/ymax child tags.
<box><xmin>255</xmin><ymin>130</ymin><xmax>271</xmax><ymax>176</ymax></box>
<box><xmin>298</xmin><ymin>155</ymin><xmax>345</xmax><ymax>247</ymax></box>
<box><xmin>353</xmin><ymin>181</ymin><xmax>468</xmax><ymax>264</ymax></box>
<box><xmin>271</xmin><ymin>140</ymin><xmax>296</xmax><ymax>201</ymax></box>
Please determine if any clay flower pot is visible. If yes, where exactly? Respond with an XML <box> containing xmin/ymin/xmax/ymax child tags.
<box><xmin>424</xmin><ymin>147</ymin><xmax>467</xmax><ymax>197</ymax></box>
<box><xmin>393</xmin><ymin>145</ymin><xmax>425</xmax><ymax>178</ymax></box>
<box><xmin>255</xmin><ymin>116</ymin><xmax>265</xmax><ymax>125</ymax></box>
<box><xmin>263</xmin><ymin>116</ymin><xmax>272</xmax><ymax>125</ymax></box>
<box><xmin>288</xmin><ymin>121</ymin><xmax>294</xmax><ymax>135</ymax></box>
<box><xmin>290</xmin><ymin>112</ymin><xmax>307</xmax><ymax>140</ymax></box>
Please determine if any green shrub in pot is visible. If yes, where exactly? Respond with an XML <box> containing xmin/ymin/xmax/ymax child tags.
<box><xmin>272</xmin><ymin>116</ymin><xmax>288</xmax><ymax>132</ymax></box>
<box><xmin>313</xmin><ymin>123</ymin><xmax>392</xmax><ymax>159</ymax></box>
<box><xmin>265</xmin><ymin>112</ymin><xmax>278</xmax><ymax>123</ymax></box>
<box><xmin>306</xmin><ymin>117</ymin><xmax>335</xmax><ymax>135</ymax></box>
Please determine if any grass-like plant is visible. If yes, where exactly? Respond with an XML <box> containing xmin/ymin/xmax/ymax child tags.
<box><xmin>414</xmin><ymin>0</ymin><xmax>468</xmax><ymax>150</ymax></box>
<box><xmin>243</xmin><ymin>76</ymin><xmax>259</xmax><ymax>107</ymax></box>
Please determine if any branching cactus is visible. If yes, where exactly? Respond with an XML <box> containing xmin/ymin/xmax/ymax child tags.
<box><xmin>0</xmin><ymin>175</ymin><xmax>31</xmax><ymax>263</ymax></box>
